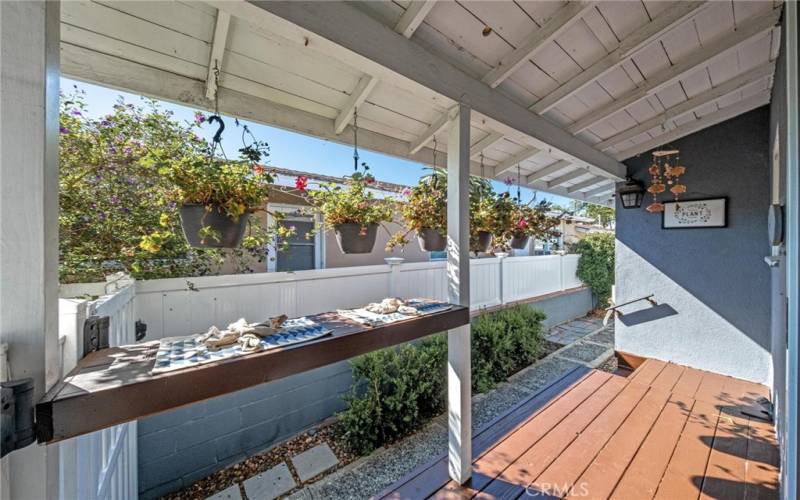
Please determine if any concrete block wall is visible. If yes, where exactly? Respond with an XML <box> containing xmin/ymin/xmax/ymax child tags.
<box><xmin>138</xmin><ymin>361</ymin><xmax>352</xmax><ymax>498</ymax></box>
<box><xmin>137</xmin><ymin>287</ymin><xmax>593</xmax><ymax>498</ymax></box>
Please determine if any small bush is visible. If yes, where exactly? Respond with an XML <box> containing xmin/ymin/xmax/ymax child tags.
<box><xmin>339</xmin><ymin>335</ymin><xmax>447</xmax><ymax>455</ymax></box>
<box><xmin>339</xmin><ymin>305</ymin><xmax>546</xmax><ymax>454</ymax></box>
<box><xmin>574</xmin><ymin>232</ymin><xmax>615</xmax><ymax>306</ymax></box>
<box><xmin>472</xmin><ymin>306</ymin><xmax>546</xmax><ymax>393</ymax></box>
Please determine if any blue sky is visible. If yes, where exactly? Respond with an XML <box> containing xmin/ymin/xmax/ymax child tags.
<box><xmin>62</xmin><ymin>77</ymin><xmax>570</xmax><ymax>207</ymax></box>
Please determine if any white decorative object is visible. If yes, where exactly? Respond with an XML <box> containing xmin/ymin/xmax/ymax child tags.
<box><xmin>662</xmin><ymin>198</ymin><xmax>727</xmax><ymax>229</ymax></box>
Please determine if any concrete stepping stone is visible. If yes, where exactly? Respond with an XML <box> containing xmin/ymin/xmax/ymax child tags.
<box><xmin>291</xmin><ymin>443</ymin><xmax>339</xmax><ymax>482</ymax></box>
<box><xmin>243</xmin><ymin>462</ymin><xmax>296</xmax><ymax>500</ymax></box>
<box><xmin>206</xmin><ymin>484</ymin><xmax>242</xmax><ymax>500</ymax></box>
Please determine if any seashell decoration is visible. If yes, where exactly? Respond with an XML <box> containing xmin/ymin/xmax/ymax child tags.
<box><xmin>647</xmin><ymin>148</ymin><xmax>688</xmax><ymax>213</ymax></box>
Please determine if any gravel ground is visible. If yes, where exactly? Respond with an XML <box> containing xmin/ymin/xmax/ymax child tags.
<box><xmin>587</xmin><ymin>328</ymin><xmax>614</xmax><ymax>346</ymax></box>
<box><xmin>161</xmin><ymin>422</ymin><xmax>356</xmax><ymax>500</ymax></box>
<box><xmin>558</xmin><ymin>341</ymin><xmax>612</xmax><ymax>363</ymax></box>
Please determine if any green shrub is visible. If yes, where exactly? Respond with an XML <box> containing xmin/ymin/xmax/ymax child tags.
<box><xmin>472</xmin><ymin>305</ymin><xmax>546</xmax><ymax>393</ymax></box>
<box><xmin>339</xmin><ymin>305</ymin><xmax>546</xmax><ymax>454</ymax></box>
<box><xmin>574</xmin><ymin>232</ymin><xmax>615</xmax><ymax>306</ymax></box>
<box><xmin>339</xmin><ymin>335</ymin><xmax>447</xmax><ymax>455</ymax></box>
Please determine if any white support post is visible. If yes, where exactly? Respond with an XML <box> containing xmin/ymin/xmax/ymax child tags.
<box><xmin>447</xmin><ymin>103</ymin><xmax>471</xmax><ymax>484</ymax></box>
<box><xmin>0</xmin><ymin>1</ymin><xmax>61</xmax><ymax>498</ymax></box>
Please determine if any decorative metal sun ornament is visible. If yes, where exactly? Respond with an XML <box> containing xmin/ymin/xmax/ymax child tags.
<box><xmin>646</xmin><ymin>149</ymin><xmax>687</xmax><ymax>213</ymax></box>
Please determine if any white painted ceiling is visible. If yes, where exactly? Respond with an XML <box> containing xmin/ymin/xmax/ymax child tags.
<box><xmin>60</xmin><ymin>1</ymin><xmax>782</xmax><ymax>205</ymax></box>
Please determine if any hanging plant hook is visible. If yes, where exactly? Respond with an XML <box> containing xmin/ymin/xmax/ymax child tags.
<box><xmin>208</xmin><ymin>115</ymin><xmax>225</xmax><ymax>144</ymax></box>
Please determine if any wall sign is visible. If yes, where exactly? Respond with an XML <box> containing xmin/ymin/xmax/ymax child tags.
<box><xmin>662</xmin><ymin>197</ymin><xmax>727</xmax><ymax>229</ymax></box>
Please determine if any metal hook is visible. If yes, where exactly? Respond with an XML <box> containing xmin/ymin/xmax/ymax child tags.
<box><xmin>207</xmin><ymin>115</ymin><xmax>225</xmax><ymax>144</ymax></box>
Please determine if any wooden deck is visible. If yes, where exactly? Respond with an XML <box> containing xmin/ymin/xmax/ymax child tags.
<box><xmin>381</xmin><ymin>358</ymin><xmax>779</xmax><ymax>499</ymax></box>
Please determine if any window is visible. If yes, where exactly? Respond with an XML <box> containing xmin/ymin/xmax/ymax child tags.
<box><xmin>267</xmin><ymin>204</ymin><xmax>324</xmax><ymax>272</ymax></box>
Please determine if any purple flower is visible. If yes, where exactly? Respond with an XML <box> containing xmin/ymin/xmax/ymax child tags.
<box><xmin>100</xmin><ymin>119</ymin><xmax>111</xmax><ymax>128</ymax></box>
<box><xmin>401</xmin><ymin>187</ymin><xmax>413</xmax><ymax>197</ymax></box>
<box><xmin>111</xmin><ymin>196</ymin><xmax>119</xmax><ymax>205</ymax></box>
<box><xmin>193</xmin><ymin>112</ymin><xmax>206</xmax><ymax>125</ymax></box>
<box><xmin>59</xmin><ymin>127</ymin><xmax>69</xmax><ymax>135</ymax></box>
<box><xmin>504</xmin><ymin>177</ymin><xmax>515</xmax><ymax>186</ymax></box>
<box><xmin>71</xmin><ymin>109</ymin><xmax>82</xmax><ymax>117</ymax></box>
<box><xmin>123</xmin><ymin>147</ymin><xmax>133</xmax><ymax>157</ymax></box>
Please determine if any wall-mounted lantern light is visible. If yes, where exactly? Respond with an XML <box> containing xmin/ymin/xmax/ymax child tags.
<box><xmin>617</xmin><ymin>177</ymin><xmax>645</xmax><ymax>209</ymax></box>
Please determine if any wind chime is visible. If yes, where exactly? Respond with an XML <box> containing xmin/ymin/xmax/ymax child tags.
<box><xmin>646</xmin><ymin>149</ymin><xmax>687</xmax><ymax>213</ymax></box>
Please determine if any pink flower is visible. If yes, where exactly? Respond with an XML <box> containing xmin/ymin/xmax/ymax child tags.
<box><xmin>504</xmin><ymin>177</ymin><xmax>515</xmax><ymax>186</ymax></box>
<box><xmin>401</xmin><ymin>187</ymin><xmax>413</xmax><ymax>197</ymax></box>
<box><xmin>516</xmin><ymin>218</ymin><xmax>528</xmax><ymax>229</ymax></box>
<box><xmin>193</xmin><ymin>111</ymin><xmax>206</xmax><ymax>125</ymax></box>
<box><xmin>295</xmin><ymin>175</ymin><xmax>308</xmax><ymax>192</ymax></box>
<box><xmin>253</xmin><ymin>164</ymin><xmax>265</xmax><ymax>175</ymax></box>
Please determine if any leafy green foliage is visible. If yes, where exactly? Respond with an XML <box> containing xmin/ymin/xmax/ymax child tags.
<box><xmin>58</xmin><ymin>88</ymin><xmax>280</xmax><ymax>283</ymax></box>
<box><xmin>574</xmin><ymin>232</ymin><xmax>615</xmax><ymax>305</ymax></box>
<box><xmin>472</xmin><ymin>305</ymin><xmax>546</xmax><ymax>393</ymax></box>
<box><xmin>386</xmin><ymin>173</ymin><xmax>446</xmax><ymax>250</ymax></box>
<box><xmin>339</xmin><ymin>305</ymin><xmax>546</xmax><ymax>454</ymax></box>
<box><xmin>304</xmin><ymin>173</ymin><xmax>395</xmax><ymax>229</ymax></box>
<box><xmin>339</xmin><ymin>335</ymin><xmax>447</xmax><ymax>455</ymax></box>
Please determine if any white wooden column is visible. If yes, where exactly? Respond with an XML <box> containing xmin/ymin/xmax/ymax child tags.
<box><xmin>446</xmin><ymin>102</ymin><xmax>471</xmax><ymax>484</ymax></box>
<box><xmin>0</xmin><ymin>1</ymin><xmax>61</xmax><ymax>499</ymax></box>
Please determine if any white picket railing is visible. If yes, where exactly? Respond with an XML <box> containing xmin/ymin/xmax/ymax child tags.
<box><xmin>132</xmin><ymin>254</ymin><xmax>584</xmax><ymax>340</ymax></box>
<box><xmin>57</xmin><ymin>283</ymin><xmax>138</xmax><ymax>500</ymax></box>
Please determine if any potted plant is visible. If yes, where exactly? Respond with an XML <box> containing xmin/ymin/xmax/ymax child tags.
<box><xmin>470</xmin><ymin>195</ymin><xmax>496</xmax><ymax>254</ymax></box>
<box><xmin>304</xmin><ymin>167</ymin><xmax>395</xmax><ymax>254</ymax></box>
<box><xmin>503</xmin><ymin>200</ymin><xmax>561</xmax><ymax>250</ymax></box>
<box><xmin>387</xmin><ymin>171</ymin><xmax>447</xmax><ymax>252</ymax></box>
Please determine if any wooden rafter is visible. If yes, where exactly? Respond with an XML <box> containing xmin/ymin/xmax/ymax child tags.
<box><xmin>469</xmin><ymin>131</ymin><xmax>504</xmax><ymax>159</ymax></box>
<box><xmin>494</xmin><ymin>147</ymin><xmax>542</xmax><ymax>177</ymax></box>
<box><xmin>584</xmin><ymin>183</ymin><xmax>615</xmax><ymax>198</ymax></box>
<box><xmin>532</xmin><ymin>1</ymin><xmax>711</xmax><ymax>114</ymax></box>
<box><xmin>546</xmin><ymin>168</ymin><xmax>590</xmax><ymax>188</ymax></box>
<box><xmin>205</xmin><ymin>9</ymin><xmax>231</xmax><ymax>101</ymax></box>
<box><xmin>334</xmin><ymin>74</ymin><xmax>378</xmax><ymax>134</ymax></box>
<box><xmin>409</xmin><ymin>106</ymin><xmax>457</xmax><ymax>154</ymax></box>
<box><xmin>526</xmin><ymin>160</ymin><xmax>571</xmax><ymax>184</ymax></box>
<box><xmin>246</xmin><ymin>1</ymin><xmax>627</xmax><ymax>179</ymax></box>
<box><xmin>394</xmin><ymin>1</ymin><xmax>435</xmax><ymax>39</ymax></box>
<box><xmin>594</xmin><ymin>61</ymin><xmax>775</xmax><ymax>150</ymax></box>
<box><xmin>567</xmin><ymin>8</ymin><xmax>781</xmax><ymax>136</ymax></box>
<box><xmin>614</xmin><ymin>91</ymin><xmax>771</xmax><ymax>160</ymax></box>
<box><xmin>482</xmin><ymin>1</ymin><xmax>596</xmax><ymax>89</ymax></box>
<box><xmin>566</xmin><ymin>176</ymin><xmax>605</xmax><ymax>193</ymax></box>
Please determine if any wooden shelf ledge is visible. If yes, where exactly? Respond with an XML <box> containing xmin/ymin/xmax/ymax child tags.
<box><xmin>36</xmin><ymin>306</ymin><xmax>469</xmax><ymax>443</ymax></box>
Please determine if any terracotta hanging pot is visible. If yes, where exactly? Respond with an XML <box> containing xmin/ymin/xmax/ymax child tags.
<box><xmin>417</xmin><ymin>228</ymin><xmax>447</xmax><ymax>252</ymax></box>
<box><xmin>334</xmin><ymin>223</ymin><xmax>378</xmax><ymax>254</ymax></box>
<box><xmin>179</xmin><ymin>204</ymin><xmax>249</xmax><ymax>248</ymax></box>
<box><xmin>510</xmin><ymin>234</ymin><xmax>530</xmax><ymax>250</ymax></box>
<box><xmin>471</xmin><ymin>230</ymin><xmax>493</xmax><ymax>253</ymax></box>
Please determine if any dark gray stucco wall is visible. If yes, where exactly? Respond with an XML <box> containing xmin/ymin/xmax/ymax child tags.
<box><xmin>615</xmin><ymin>107</ymin><xmax>772</xmax><ymax>383</ymax></box>
<box><xmin>137</xmin><ymin>287</ymin><xmax>593</xmax><ymax>498</ymax></box>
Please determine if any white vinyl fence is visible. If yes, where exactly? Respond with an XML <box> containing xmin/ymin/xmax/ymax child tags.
<box><xmin>57</xmin><ymin>283</ymin><xmax>138</xmax><ymax>500</ymax></box>
<box><xmin>132</xmin><ymin>254</ymin><xmax>583</xmax><ymax>340</ymax></box>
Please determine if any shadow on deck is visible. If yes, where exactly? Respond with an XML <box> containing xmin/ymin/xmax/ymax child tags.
<box><xmin>379</xmin><ymin>358</ymin><xmax>779</xmax><ymax>499</ymax></box>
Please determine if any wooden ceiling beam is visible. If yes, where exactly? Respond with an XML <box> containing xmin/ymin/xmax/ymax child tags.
<box><xmin>594</xmin><ymin>61</ymin><xmax>775</xmax><ymax>151</ymax></box>
<box><xmin>532</xmin><ymin>1</ymin><xmax>711</xmax><ymax>114</ymax></box>
<box><xmin>615</xmin><ymin>91</ymin><xmax>771</xmax><ymax>160</ymax></box>
<box><xmin>394</xmin><ymin>1</ymin><xmax>435</xmax><ymax>39</ymax></box>
<box><xmin>566</xmin><ymin>176</ymin><xmax>605</xmax><ymax>193</ymax></box>
<box><xmin>205</xmin><ymin>9</ymin><xmax>231</xmax><ymax>100</ymax></box>
<box><xmin>567</xmin><ymin>8</ymin><xmax>781</xmax><ymax>136</ymax></box>
<box><xmin>334</xmin><ymin>74</ymin><xmax>378</xmax><ymax>134</ymax></box>
<box><xmin>546</xmin><ymin>168</ymin><xmax>589</xmax><ymax>188</ymax></box>
<box><xmin>244</xmin><ymin>1</ymin><xmax>627</xmax><ymax>179</ymax></box>
<box><xmin>525</xmin><ymin>160</ymin><xmax>571</xmax><ymax>184</ymax></box>
<box><xmin>482</xmin><ymin>1</ymin><xmax>596</xmax><ymax>89</ymax></box>
<box><xmin>494</xmin><ymin>147</ymin><xmax>542</xmax><ymax>177</ymax></box>
<box><xmin>469</xmin><ymin>131</ymin><xmax>504</xmax><ymax>159</ymax></box>
<box><xmin>584</xmin><ymin>183</ymin><xmax>615</xmax><ymax>198</ymax></box>
<box><xmin>409</xmin><ymin>106</ymin><xmax>457</xmax><ymax>154</ymax></box>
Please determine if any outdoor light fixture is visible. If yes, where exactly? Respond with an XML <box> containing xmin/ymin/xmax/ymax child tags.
<box><xmin>617</xmin><ymin>176</ymin><xmax>645</xmax><ymax>209</ymax></box>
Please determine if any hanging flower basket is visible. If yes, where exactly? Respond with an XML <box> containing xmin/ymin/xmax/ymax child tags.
<box><xmin>334</xmin><ymin>223</ymin><xmax>379</xmax><ymax>254</ymax></box>
<box><xmin>179</xmin><ymin>204</ymin><xmax>250</xmax><ymax>248</ymax></box>
<box><xmin>417</xmin><ymin>228</ymin><xmax>447</xmax><ymax>252</ymax></box>
<box><xmin>471</xmin><ymin>230</ymin><xmax>493</xmax><ymax>253</ymax></box>
<box><xmin>510</xmin><ymin>234</ymin><xmax>530</xmax><ymax>250</ymax></box>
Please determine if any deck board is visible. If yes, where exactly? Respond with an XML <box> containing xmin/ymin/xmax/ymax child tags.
<box><xmin>380</xmin><ymin>359</ymin><xmax>780</xmax><ymax>500</ymax></box>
